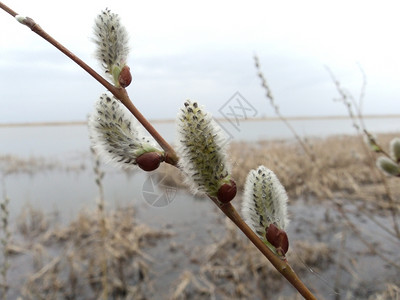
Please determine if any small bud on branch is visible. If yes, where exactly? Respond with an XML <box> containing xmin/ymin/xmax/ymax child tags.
<box><xmin>118</xmin><ymin>65</ymin><xmax>132</xmax><ymax>88</ymax></box>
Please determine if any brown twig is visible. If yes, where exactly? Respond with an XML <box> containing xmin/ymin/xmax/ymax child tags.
<box><xmin>0</xmin><ymin>2</ymin><xmax>317</xmax><ymax>298</ymax></box>
<box><xmin>0</xmin><ymin>2</ymin><xmax>178</xmax><ymax>165</ymax></box>
<box><xmin>0</xmin><ymin>0</ymin><xmax>14</xmax><ymax>15</ymax></box>
<box><xmin>216</xmin><ymin>200</ymin><xmax>317</xmax><ymax>299</ymax></box>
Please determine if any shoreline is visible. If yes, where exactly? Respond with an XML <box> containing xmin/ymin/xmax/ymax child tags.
<box><xmin>1</xmin><ymin>114</ymin><xmax>400</xmax><ymax>127</ymax></box>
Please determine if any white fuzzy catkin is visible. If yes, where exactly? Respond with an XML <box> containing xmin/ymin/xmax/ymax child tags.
<box><xmin>389</xmin><ymin>137</ymin><xmax>400</xmax><ymax>162</ymax></box>
<box><xmin>93</xmin><ymin>9</ymin><xmax>129</xmax><ymax>81</ymax></box>
<box><xmin>88</xmin><ymin>94</ymin><xmax>162</xmax><ymax>169</ymax></box>
<box><xmin>176</xmin><ymin>100</ymin><xmax>232</xmax><ymax>197</ymax></box>
<box><xmin>242</xmin><ymin>166</ymin><xmax>289</xmax><ymax>239</ymax></box>
<box><xmin>376</xmin><ymin>156</ymin><xmax>400</xmax><ymax>177</ymax></box>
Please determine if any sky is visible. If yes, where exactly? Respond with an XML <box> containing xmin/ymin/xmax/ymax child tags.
<box><xmin>1</xmin><ymin>0</ymin><xmax>400</xmax><ymax>123</ymax></box>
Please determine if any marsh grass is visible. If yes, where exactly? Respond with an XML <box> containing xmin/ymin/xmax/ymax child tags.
<box><xmin>1</xmin><ymin>133</ymin><xmax>399</xmax><ymax>299</ymax></box>
<box><xmin>369</xmin><ymin>284</ymin><xmax>400</xmax><ymax>300</ymax></box>
<box><xmin>0</xmin><ymin>182</ymin><xmax>11</xmax><ymax>300</ymax></box>
<box><xmin>168</xmin><ymin>218</ymin><xmax>333</xmax><ymax>299</ymax></box>
<box><xmin>155</xmin><ymin>133</ymin><xmax>400</xmax><ymax>299</ymax></box>
<box><xmin>90</xmin><ymin>147</ymin><xmax>109</xmax><ymax>299</ymax></box>
<box><xmin>231</xmin><ymin>134</ymin><xmax>400</xmax><ymax>203</ymax></box>
<box><xmin>16</xmin><ymin>204</ymin><xmax>49</xmax><ymax>239</ymax></box>
<box><xmin>161</xmin><ymin>132</ymin><xmax>400</xmax><ymax>204</ymax></box>
<box><xmin>13</xmin><ymin>206</ymin><xmax>172</xmax><ymax>300</ymax></box>
<box><xmin>0</xmin><ymin>155</ymin><xmax>58</xmax><ymax>175</ymax></box>
<box><xmin>0</xmin><ymin>154</ymin><xmax>86</xmax><ymax>175</ymax></box>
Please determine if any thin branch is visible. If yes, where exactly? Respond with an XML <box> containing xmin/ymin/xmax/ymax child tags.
<box><xmin>357</xmin><ymin>204</ymin><xmax>400</xmax><ymax>242</ymax></box>
<box><xmin>325</xmin><ymin>66</ymin><xmax>361</xmax><ymax>133</ymax></box>
<box><xmin>335</xmin><ymin>201</ymin><xmax>400</xmax><ymax>269</ymax></box>
<box><xmin>254</xmin><ymin>55</ymin><xmax>315</xmax><ymax>161</ymax></box>
<box><xmin>327</xmin><ymin>66</ymin><xmax>400</xmax><ymax>238</ymax></box>
<box><xmin>215</xmin><ymin>200</ymin><xmax>317</xmax><ymax>299</ymax></box>
<box><xmin>0</xmin><ymin>1</ymin><xmax>15</xmax><ymax>16</ymax></box>
<box><xmin>356</xmin><ymin>63</ymin><xmax>367</xmax><ymax>130</ymax></box>
<box><xmin>0</xmin><ymin>2</ymin><xmax>178</xmax><ymax>165</ymax></box>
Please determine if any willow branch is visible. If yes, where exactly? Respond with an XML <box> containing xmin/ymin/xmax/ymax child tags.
<box><xmin>215</xmin><ymin>200</ymin><xmax>317</xmax><ymax>299</ymax></box>
<box><xmin>0</xmin><ymin>2</ymin><xmax>178</xmax><ymax>165</ymax></box>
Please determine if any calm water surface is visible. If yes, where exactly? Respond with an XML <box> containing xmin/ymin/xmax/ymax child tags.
<box><xmin>1</xmin><ymin>117</ymin><xmax>399</xmax><ymax>157</ymax></box>
<box><xmin>0</xmin><ymin>117</ymin><xmax>399</xmax><ymax>220</ymax></box>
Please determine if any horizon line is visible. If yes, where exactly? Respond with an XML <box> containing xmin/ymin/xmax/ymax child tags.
<box><xmin>1</xmin><ymin>114</ymin><xmax>400</xmax><ymax>128</ymax></box>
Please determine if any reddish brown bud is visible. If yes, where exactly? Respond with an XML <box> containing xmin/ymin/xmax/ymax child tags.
<box><xmin>136</xmin><ymin>152</ymin><xmax>163</xmax><ymax>172</ymax></box>
<box><xmin>266</xmin><ymin>223</ymin><xmax>289</xmax><ymax>255</ymax></box>
<box><xmin>217</xmin><ymin>179</ymin><xmax>237</xmax><ymax>203</ymax></box>
<box><xmin>118</xmin><ymin>65</ymin><xmax>132</xmax><ymax>88</ymax></box>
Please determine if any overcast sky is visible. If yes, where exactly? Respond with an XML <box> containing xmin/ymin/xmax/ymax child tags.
<box><xmin>1</xmin><ymin>0</ymin><xmax>400</xmax><ymax>123</ymax></box>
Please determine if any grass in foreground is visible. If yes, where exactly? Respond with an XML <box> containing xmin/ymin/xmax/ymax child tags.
<box><xmin>1</xmin><ymin>133</ymin><xmax>399</xmax><ymax>299</ymax></box>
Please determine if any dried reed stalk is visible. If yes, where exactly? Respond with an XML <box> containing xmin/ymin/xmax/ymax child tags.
<box><xmin>0</xmin><ymin>179</ymin><xmax>11</xmax><ymax>300</ymax></box>
<box><xmin>327</xmin><ymin>67</ymin><xmax>400</xmax><ymax>238</ymax></box>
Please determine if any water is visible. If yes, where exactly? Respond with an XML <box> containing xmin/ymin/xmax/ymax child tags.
<box><xmin>0</xmin><ymin>116</ymin><xmax>399</xmax><ymax>220</ymax></box>
<box><xmin>1</xmin><ymin>116</ymin><xmax>399</xmax><ymax>158</ymax></box>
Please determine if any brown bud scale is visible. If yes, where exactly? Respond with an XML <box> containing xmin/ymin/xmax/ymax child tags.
<box><xmin>217</xmin><ymin>179</ymin><xmax>237</xmax><ymax>203</ymax></box>
<box><xmin>266</xmin><ymin>223</ymin><xmax>289</xmax><ymax>255</ymax></box>
<box><xmin>136</xmin><ymin>152</ymin><xmax>162</xmax><ymax>172</ymax></box>
<box><xmin>119</xmin><ymin>65</ymin><xmax>132</xmax><ymax>88</ymax></box>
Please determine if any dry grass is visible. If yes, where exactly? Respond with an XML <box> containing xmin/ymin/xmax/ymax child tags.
<box><xmin>160</xmin><ymin>132</ymin><xmax>400</xmax><ymax>206</ymax></box>
<box><xmin>7</xmin><ymin>205</ymin><xmax>172</xmax><ymax>299</ymax></box>
<box><xmin>229</xmin><ymin>133</ymin><xmax>400</xmax><ymax>204</ymax></box>
<box><xmin>368</xmin><ymin>284</ymin><xmax>400</xmax><ymax>300</ymax></box>
<box><xmin>0</xmin><ymin>155</ymin><xmax>86</xmax><ymax>175</ymax></box>
<box><xmin>2</xmin><ymin>133</ymin><xmax>400</xmax><ymax>299</ymax></box>
<box><xmin>17</xmin><ymin>204</ymin><xmax>49</xmax><ymax>238</ymax></box>
<box><xmin>0</xmin><ymin>155</ymin><xmax>58</xmax><ymax>175</ymax></box>
<box><xmin>169</xmin><ymin>218</ymin><xmax>333</xmax><ymax>300</ymax></box>
<box><xmin>160</xmin><ymin>133</ymin><xmax>400</xmax><ymax>299</ymax></box>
